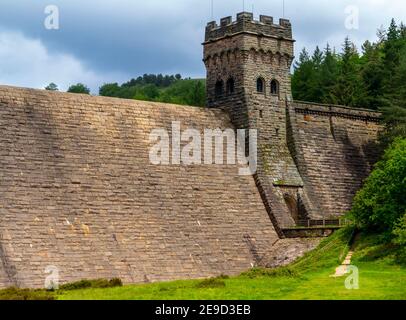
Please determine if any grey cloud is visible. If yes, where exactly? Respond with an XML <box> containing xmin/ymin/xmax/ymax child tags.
<box><xmin>0</xmin><ymin>0</ymin><xmax>404</xmax><ymax>89</ymax></box>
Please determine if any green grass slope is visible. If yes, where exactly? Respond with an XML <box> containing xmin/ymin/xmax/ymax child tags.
<box><xmin>56</xmin><ymin>228</ymin><xmax>405</xmax><ymax>300</ymax></box>
<box><xmin>1</xmin><ymin>228</ymin><xmax>404</xmax><ymax>300</ymax></box>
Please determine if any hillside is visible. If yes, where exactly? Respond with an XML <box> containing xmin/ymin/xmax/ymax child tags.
<box><xmin>99</xmin><ymin>75</ymin><xmax>206</xmax><ymax>107</ymax></box>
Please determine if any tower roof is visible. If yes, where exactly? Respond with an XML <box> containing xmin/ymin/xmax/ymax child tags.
<box><xmin>204</xmin><ymin>12</ymin><xmax>293</xmax><ymax>43</ymax></box>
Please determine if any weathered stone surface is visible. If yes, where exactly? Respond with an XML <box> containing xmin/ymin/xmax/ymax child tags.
<box><xmin>264</xmin><ymin>238</ymin><xmax>321</xmax><ymax>268</ymax></box>
<box><xmin>289</xmin><ymin>102</ymin><xmax>382</xmax><ymax>219</ymax></box>
<box><xmin>0</xmin><ymin>12</ymin><xmax>384</xmax><ymax>289</ymax></box>
<box><xmin>204</xmin><ymin>12</ymin><xmax>383</xmax><ymax>228</ymax></box>
<box><xmin>0</xmin><ymin>85</ymin><xmax>285</xmax><ymax>288</ymax></box>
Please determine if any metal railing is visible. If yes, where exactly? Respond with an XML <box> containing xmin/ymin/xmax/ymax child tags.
<box><xmin>293</xmin><ymin>218</ymin><xmax>351</xmax><ymax>228</ymax></box>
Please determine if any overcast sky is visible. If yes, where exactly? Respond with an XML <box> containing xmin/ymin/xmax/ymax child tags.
<box><xmin>0</xmin><ymin>0</ymin><xmax>404</xmax><ymax>93</ymax></box>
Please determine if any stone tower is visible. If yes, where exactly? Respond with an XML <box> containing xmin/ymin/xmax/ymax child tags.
<box><xmin>203</xmin><ymin>12</ymin><xmax>306</xmax><ymax>230</ymax></box>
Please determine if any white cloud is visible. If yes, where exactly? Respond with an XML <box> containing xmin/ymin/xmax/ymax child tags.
<box><xmin>0</xmin><ymin>0</ymin><xmax>406</xmax><ymax>85</ymax></box>
<box><xmin>0</xmin><ymin>30</ymin><xmax>125</xmax><ymax>93</ymax></box>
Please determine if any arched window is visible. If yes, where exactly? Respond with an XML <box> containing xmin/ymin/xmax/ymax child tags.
<box><xmin>270</xmin><ymin>79</ymin><xmax>279</xmax><ymax>95</ymax></box>
<box><xmin>256</xmin><ymin>77</ymin><xmax>265</xmax><ymax>93</ymax></box>
<box><xmin>226</xmin><ymin>78</ymin><xmax>235</xmax><ymax>94</ymax></box>
<box><xmin>215</xmin><ymin>80</ymin><xmax>224</xmax><ymax>97</ymax></box>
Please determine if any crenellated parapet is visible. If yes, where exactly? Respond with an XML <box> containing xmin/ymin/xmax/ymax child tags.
<box><xmin>205</xmin><ymin>12</ymin><xmax>293</xmax><ymax>43</ymax></box>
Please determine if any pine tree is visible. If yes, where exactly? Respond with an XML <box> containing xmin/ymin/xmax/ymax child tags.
<box><xmin>400</xmin><ymin>23</ymin><xmax>406</xmax><ymax>39</ymax></box>
<box><xmin>380</xmin><ymin>29</ymin><xmax>406</xmax><ymax>143</ymax></box>
<box><xmin>308</xmin><ymin>46</ymin><xmax>324</xmax><ymax>102</ymax></box>
<box><xmin>359</xmin><ymin>40</ymin><xmax>384</xmax><ymax>110</ymax></box>
<box><xmin>331</xmin><ymin>37</ymin><xmax>363</xmax><ymax>107</ymax></box>
<box><xmin>382</xmin><ymin>19</ymin><xmax>401</xmax><ymax>97</ymax></box>
<box><xmin>319</xmin><ymin>44</ymin><xmax>339</xmax><ymax>104</ymax></box>
<box><xmin>291</xmin><ymin>48</ymin><xmax>315</xmax><ymax>101</ymax></box>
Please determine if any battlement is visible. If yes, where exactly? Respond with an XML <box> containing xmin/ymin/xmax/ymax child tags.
<box><xmin>205</xmin><ymin>12</ymin><xmax>293</xmax><ymax>42</ymax></box>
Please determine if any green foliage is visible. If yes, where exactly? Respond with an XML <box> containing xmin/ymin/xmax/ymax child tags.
<box><xmin>0</xmin><ymin>278</ymin><xmax>123</xmax><ymax>300</ymax></box>
<box><xmin>350</xmin><ymin>138</ymin><xmax>406</xmax><ymax>235</ymax></box>
<box><xmin>195</xmin><ymin>277</ymin><xmax>226</xmax><ymax>288</ymax></box>
<box><xmin>123</xmin><ymin>73</ymin><xmax>180</xmax><ymax>88</ymax></box>
<box><xmin>45</xmin><ymin>82</ymin><xmax>59</xmax><ymax>91</ymax></box>
<box><xmin>351</xmin><ymin>231</ymin><xmax>406</xmax><ymax>265</ymax></box>
<box><xmin>158</xmin><ymin>79</ymin><xmax>206</xmax><ymax>107</ymax></box>
<box><xmin>99</xmin><ymin>75</ymin><xmax>206</xmax><ymax>107</ymax></box>
<box><xmin>59</xmin><ymin>278</ymin><xmax>122</xmax><ymax>291</ymax></box>
<box><xmin>393</xmin><ymin>214</ymin><xmax>406</xmax><ymax>246</ymax></box>
<box><xmin>0</xmin><ymin>287</ymin><xmax>55</xmax><ymax>300</ymax></box>
<box><xmin>291</xmin><ymin>48</ymin><xmax>316</xmax><ymax>102</ymax></box>
<box><xmin>99</xmin><ymin>82</ymin><xmax>137</xmax><ymax>99</ymax></box>
<box><xmin>242</xmin><ymin>267</ymin><xmax>299</xmax><ymax>278</ymax></box>
<box><xmin>292</xmin><ymin>19</ymin><xmax>406</xmax><ymax>146</ymax></box>
<box><xmin>67</xmin><ymin>83</ymin><xmax>91</xmax><ymax>94</ymax></box>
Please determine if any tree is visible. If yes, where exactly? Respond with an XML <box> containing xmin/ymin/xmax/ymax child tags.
<box><xmin>331</xmin><ymin>37</ymin><xmax>364</xmax><ymax>107</ymax></box>
<box><xmin>291</xmin><ymin>48</ymin><xmax>315</xmax><ymax>101</ymax></box>
<box><xmin>67</xmin><ymin>83</ymin><xmax>90</xmax><ymax>94</ymax></box>
<box><xmin>400</xmin><ymin>23</ymin><xmax>406</xmax><ymax>40</ymax></box>
<box><xmin>377</xmin><ymin>20</ymin><xmax>406</xmax><ymax>144</ymax></box>
<box><xmin>381</xmin><ymin>19</ymin><xmax>402</xmax><ymax>96</ymax></box>
<box><xmin>393</xmin><ymin>214</ymin><xmax>406</xmax><ymax>247</ymax></box>
<box><xmin>45</xmin><ymin>83</ymin><xmax>59</xmax><ymax>91</ymax></box>
<box><xmin>350</xmin><ymin>138</ymin><xmax>406</xmax><ymax>236</ymax></box>
<box><xmin>319</xmin><ymin>44</ymin><xmax>339</xmax><ymax>103</ymax></box>
<box><xmin>359</xmin><ymin>40</ymin><xmax>384</xmax><ymax>110</ymax></box>
<box><xmin>380</xmin><ymin>44</ymin><xmax>406</xmax><ymax>143</ymax></box>
<box><xmin>189</xmin><ymin>81</ymin><xmax>206</xmax><ymax>107</ymax></box>
<box><xmin>307</xmin><ymin>46</ymin><xmax>324</xmax><ymax>101</ymax></box>
<box><xmin>99</xmin><ymin>83</ymin><xmax>121</xmax><ymax>97</ymax></box>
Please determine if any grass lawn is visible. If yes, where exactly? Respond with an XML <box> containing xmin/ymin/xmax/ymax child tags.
<box><xmin>56</xmin><ymin>228</ymin><xmax>406</xmax><ymax>300</ymax></box>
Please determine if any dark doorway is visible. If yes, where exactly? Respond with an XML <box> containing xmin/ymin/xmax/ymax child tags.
<box><xmin>284</xmin><ymin>194</ymin><xmax>299</xmax><ymax>223</ymax></box>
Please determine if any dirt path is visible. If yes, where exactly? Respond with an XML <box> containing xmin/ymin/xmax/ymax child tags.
<box><xmin>331</xmin><ymin>250</ymin><xmax>354</xmax><ymax>277</ymax></box>
<box><xmin>331</xmin><ymin>231</ymin><xmax>359</xmax><ymax>277</ymax></box>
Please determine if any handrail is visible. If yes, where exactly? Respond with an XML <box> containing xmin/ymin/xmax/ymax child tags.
<box><xmin>284</xmin><ymin>219</ymin><xmax>351</xmax><ymax>229</ymax></box>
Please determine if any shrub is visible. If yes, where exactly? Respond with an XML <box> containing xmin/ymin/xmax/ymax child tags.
<box><xmin>59</xmin><ymin>278</ymin><xmax>122</xmax><ymax>291</ymax></box>
<box><xmin>393</xmin><ymin>214</ymin><xmax>406</xmax><ymax>263</ymax></box>
<box><xmin>241</xmin><ymin>267</ymin><xmax>299</xmax><ymax>279</ymax></box>
<box><xmin>195</xmin><ymin>277</ymin><xmax>226</xmax><ymax>289</ymax></box>
<box><xmin>0</xmin><ymin>287</ymin><xmax>55</xmax><ymax>300</ymax></box>
<box><xmin>393</xmin><ymin>214</ymin><xmax>406</xmax><ymax>245</ymax></box>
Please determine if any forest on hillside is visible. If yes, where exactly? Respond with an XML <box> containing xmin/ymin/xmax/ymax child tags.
<box><xmin>47</xmin><ymin>74</ymin><xmax>206</xmax><ymax>107</ymax></box>
<box><xmin>292</xmin><ymin>18</ymin><xmax>406</xmax><ymax>142</ymax></box>
<box><xmin>98</xmin><ymin>75</ymin><xmax>206</xmax><ymax>107</ymax></box>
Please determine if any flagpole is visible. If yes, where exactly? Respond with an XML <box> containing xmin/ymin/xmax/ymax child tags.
<box><xmin>283</xmin><ymin>0</ymin><xmax>285</xmax><ymax>18</ymax></box>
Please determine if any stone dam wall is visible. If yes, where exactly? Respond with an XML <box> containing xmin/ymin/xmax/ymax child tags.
<box><xmin>0</xmin><ymin>85</ymin><xmax>310</xmax><ymax>288</ymax></box>
<box><xmin>287</xmin><ymin>101</ymin><xmax>382</xmax><ymax>220</ymax></box>
<box><xmin>0</xmin><ymin>85</ymin><xmax>382</xmax><ymax>288</ymax></box>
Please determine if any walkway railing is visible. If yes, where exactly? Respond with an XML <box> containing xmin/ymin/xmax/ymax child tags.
<box><xmin>292</xmin><ymin>218</ymin><xmax>351</xmax><ymax>228</ymax></box>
